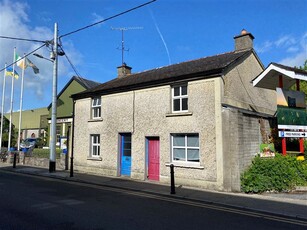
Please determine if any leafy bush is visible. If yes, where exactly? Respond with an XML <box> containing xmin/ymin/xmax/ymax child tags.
<box><xmin>32</xmin><ymin>148</ymin><xmax>62</xmax><ymax>159</ymax></box>
<box><xmin>241</xmin><ymin>154</ymin><xmax>307</xmax><ymax>193</ymax></box>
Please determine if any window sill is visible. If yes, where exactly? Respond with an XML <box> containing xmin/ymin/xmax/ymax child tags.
<box><xmin>165</xmin><ymin>162</ymin><xmax>204</xmax><ymax>169</ymax></box>
<box><xmin>87</xmin><ymin>156</ymin><xmax>102</xmax><ymax>161</ymax></box>
<box><xmin>88</xmin><ymin>118</ymin><xmax>103</xmax><ymax>122</ymax></box>
<box><xmin>165</xmin><ymin>112</ymin><xmax>193</xmax><ymax>117</ymax></box>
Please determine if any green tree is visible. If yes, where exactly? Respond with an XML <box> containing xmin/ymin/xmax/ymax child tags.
<box><xmin>299</xmin><ymin>60</ymin><xmax>307</xmax><ymax>101</ymax></box>
<box><xmin>0</xmin><ymin>114</ymin><xmax>17</xmax><ymax>148</ymax></box>
<box><xmin>300</xmin><ymin>60</ymin><xmax>307</xmax><ymax>71</ymax></box>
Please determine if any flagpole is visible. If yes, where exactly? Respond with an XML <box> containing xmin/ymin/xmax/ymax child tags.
<box><xmin>0</xmin><ymin>64</ymin><xmax>7</xmax><ymax>152</ymax></box>
<box><xmin>17</xmin><ymin>54</ymin><xmax>26</xmax><ymax>151</ymax></box>
<box><xmin>8</xmin><ymin>47</ymin><xmax>16</xmax><ymax>151</ymax></box>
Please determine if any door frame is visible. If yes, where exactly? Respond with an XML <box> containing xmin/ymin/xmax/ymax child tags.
<box><xmin>118</xmin><ymin>133</ymin><xmax>132</xmax><ymax>177</ymax></box>
<box><xmin>145</xmin><ymin>136</ymin><xmax>160</xmax><ymax>181</ymax></box>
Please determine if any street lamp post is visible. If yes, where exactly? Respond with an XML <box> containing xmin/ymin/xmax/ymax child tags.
<box><xmin>33</xmin><ymin>23</ymin><xmax>60</xmax><ymax>173</ymax></box>
<box><xmin>49</xmin><ymin>22</ymin><xmax>58</xmax><ymax>172</ymax></box>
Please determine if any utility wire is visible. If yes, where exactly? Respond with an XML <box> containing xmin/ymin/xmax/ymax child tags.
<box><xmin>59</xmin><ymin>44</ymin><xmax>81</xmax><ymax>77</ymax></box>
<box><xmin>0</xmin><ymin>1</ymin><xmax>157</xmax><ymax>74</ymax></box>
<box><xmin>59</xmin><ymin>0</ymin><xmax>156</xmax><ymax>38</ymax></box>
<box><xmin>0</xmin><ymin>35</ymin><xmax>47</xmax><ymax>43</ymax></box>
<box><xmin>0</xmin><ymin>43</ymin><xmax>46</xmax><ymax>73</ymax></box>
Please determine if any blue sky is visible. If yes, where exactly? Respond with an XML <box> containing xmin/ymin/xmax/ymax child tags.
<box><xmin>0</xmin><ymin>0</ymin><xmax>306</xmax><ymax>111</ymax></box>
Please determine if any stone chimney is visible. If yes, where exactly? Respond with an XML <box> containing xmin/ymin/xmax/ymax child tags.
<box><xmin>117</xmin><ymin>63</ymin><xmax>132</xmax><ymax>78</ymax></box>
<box><xmin>234</xmin><ymin>29</ymin><xmax>254</xmax><ymax>51</ymax></box>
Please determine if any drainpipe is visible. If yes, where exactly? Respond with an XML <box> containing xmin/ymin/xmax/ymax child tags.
<box><xmin>70</xmin><ymin>100</ymin><xmax>75</xmax><ymax>177</ymax></box>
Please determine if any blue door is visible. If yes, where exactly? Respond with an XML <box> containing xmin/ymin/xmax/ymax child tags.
<box><xmin>120</xmin><ymin>133</ymin><xmax>131</xmax><ymax>176</ymax></box>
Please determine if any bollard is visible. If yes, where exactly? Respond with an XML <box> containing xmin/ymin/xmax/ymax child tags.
<box><xmin>70</xmin><ymin>156</ymin><xmax>74</xmax><ymax>177</ymax></box>
<box><xmin>170</xmin><ymin>164</ymin><xmax>176</xmax><ymax>194</ymax></box>
<box><xmin>13</xmin><ymin>152</ymin><xmax>17</xmax><ymax>168</ymax></box>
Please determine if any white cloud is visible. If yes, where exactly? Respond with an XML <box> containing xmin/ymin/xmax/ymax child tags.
<box><xmin>255</xmin><ymin>33</ymin><xmax>307</xmax><ymax>67</ymax></box>
<box><xmin>286</xmin><ymin>46</ymin><xmax>299</xmax><ymax>53</ymax></box>
<box><xmin>274</xmin><ymin>35</ymin><xmax>296</xmax><ymax>48</ymax></box>
<box><xmin>255</xmin><ymin>35</ymin><xmax>298</xmax><ymax>54</ymax></box>
<box><xmin>0</xmin><ymin>0</ymin><xmax>83</xmax><ymax>111</ymax></box>
<box><xmin>279</xmin><ymin>33</ymin><xmax>307</xmax><ymax>67</ymax></box>
<box><xmin>91</xmin><ymin>12</ymin><xmax>104</xmax><ymax>26</ymax></box>
<box><xmin>255</xmin><ymin>40</ymin><xmax>273</xmax><ymax>53</ymax></box>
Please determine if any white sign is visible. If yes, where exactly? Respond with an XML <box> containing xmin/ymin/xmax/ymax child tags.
<box><xmin>279</xmin><ymin>131</ymin><xmax>307</xmax><ymax>138</ymax></box>
<box><xmin>278</xmin><ymin>125</ymin><xmax>307</xmax><ymax>130</ymax></box>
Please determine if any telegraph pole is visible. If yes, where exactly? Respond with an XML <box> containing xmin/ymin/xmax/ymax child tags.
<box><xmin>111</xmin><ymin>27</ymin><xmax>143</xmax><ymax>65</ymax></box>
<box><xmin>49</xmin><ymin>22</ymin><xmax>58</xmax><ymax>172</ymax></box>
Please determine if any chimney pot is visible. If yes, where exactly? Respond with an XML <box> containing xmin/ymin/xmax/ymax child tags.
<box><xmin>241</xmin><ymin>29</ymin><xmax>247</xmax><ymax>35</ymax></box>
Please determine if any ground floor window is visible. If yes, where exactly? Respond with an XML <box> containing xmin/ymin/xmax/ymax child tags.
<box><xmin>90</xmin><ymin>134</ymin><xmax>100</xmax><ymax>157</ymax></box>
<box><xmin>171</xmin><ymin>134</ymin><xmax>199</xmax><ymax>163</ymax></box>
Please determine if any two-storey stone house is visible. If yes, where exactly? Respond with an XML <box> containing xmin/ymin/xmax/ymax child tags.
<box><xmin>72</xmin><ymin>30</ymin><xmax>276</xmax><ymax>192</ymax></box>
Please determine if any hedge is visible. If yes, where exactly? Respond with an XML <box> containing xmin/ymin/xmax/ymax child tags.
<box><xmin>241</xmin><ymin>154</ymin><xmax>307</xmax><ymax>193</ymax></box>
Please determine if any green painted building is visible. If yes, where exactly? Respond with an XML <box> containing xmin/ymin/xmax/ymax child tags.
<box><xmin>5</xmin><ymin>76</ymin><xmax>100</xmax><ymax>149</ymax></box>
<box><xmin>4</xmin><ymin>107</ymin><xmax>48</xmax><ymax>140</ymax></box>
<box><xmin>46</xmin><ymin>76</ymin><xmax>100</xmax><ymax>148</ymax></box>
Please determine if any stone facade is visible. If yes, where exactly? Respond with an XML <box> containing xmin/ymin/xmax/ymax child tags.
<box><xmin>72</xmin><ymin>31</ymin><xmax>277</xmax><ymax>192</ymax></box>
<box><xmin>73</xmin><ymin>50</ymin><xmax>276</xmax><ymax>191</ymax></box>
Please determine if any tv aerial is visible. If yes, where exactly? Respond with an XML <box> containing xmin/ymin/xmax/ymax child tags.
<box><xmin>111</xmin><ymin>26</ymin><xmax>143</xmax><ymax>65</ymax></box>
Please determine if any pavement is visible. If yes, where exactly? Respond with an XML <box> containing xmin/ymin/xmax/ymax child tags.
<box><xmin>0</xmin><ymin>162</ymin><xmax>307</xmax><ymax>222</ymax></box>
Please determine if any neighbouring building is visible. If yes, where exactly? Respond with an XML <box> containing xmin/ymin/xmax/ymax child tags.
<box><xmin>5</xmin><ymin>76</ymin><xmax>100</xmax><ymax>151</ymax></box>
<box><xmin>46</xmin><ymin>76</ymin><xmax>101</xmax><ymax>149</ymax></box>
<box><xmin>4</xmin><ymin>107</ymin><xmax>49</xmax><ymax>140</ymax></box>
<box><xmin>71</xmin><ymin>30</ymin><xmax>277</xmax><ymax>192</ymax></box>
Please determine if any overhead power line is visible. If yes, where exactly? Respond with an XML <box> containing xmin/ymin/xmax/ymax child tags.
<box><xmin>0</xmin><ymin>43</ymin><xmax>46</xmax><ymax>73</ymax></box>
<box><xmin>0</xmin><ymin>0</ymin><xmax>157</xmax><ymax>74</ymax></box>
<box><xmin>59</xmin><ymin>0</ymin><xmax>156</xmax><ymax>38</ymax></box>
<box><xmin>0</xmin><ymin>35</ymin><xmax>47</xmax><ymax>43</ymax></box>
<box><xmin>58</xmin><ymin>44</ymin><xmax>81</xmax><ymax>77</ymax></box>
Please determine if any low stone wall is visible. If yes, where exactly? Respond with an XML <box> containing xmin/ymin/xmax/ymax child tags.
<box><xmin>7</xmin><ymin>152</ymin><xmax>68</xmax><ymax>170</ymax></box>
<box><xmin>24</xmin><ymin>157</ymin><xmax>66</xmax><ymax>170</ymax></box>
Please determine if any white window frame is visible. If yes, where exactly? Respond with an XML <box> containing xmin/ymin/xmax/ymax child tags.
<box><xmin>171</xmin><ymin>134</ymin><xmax>199</xmax><ymax>163</ymax></box>
<box><xmin>90</xmin><ymin>134</ymin><xmax>100</xmax><ymax>157</ymax></box>
<box><xmin>91</xmin><ymin>97</ymin><xmax>101</xmax><ymax>119</ymax></box>
<box><xmin>172</xmin><ymin>85</ymin><xmax>188</xmax><ymax>113</ymax></box>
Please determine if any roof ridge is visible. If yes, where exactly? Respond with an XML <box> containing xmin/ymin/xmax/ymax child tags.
<box><xmin>127</xmin><ymin>49</ymin><xmax>249</xmax><ymax>78</ymax></box>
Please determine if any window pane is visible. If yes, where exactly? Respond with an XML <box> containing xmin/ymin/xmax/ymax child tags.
<box><xmin>93</xmin><ymin>146</ymin><xmax>97</xmax><ymax>156</ymax></box>
<box><xmin>124</xmin><ymin>142</ymin><xmax>131</xmax><ymax>150</ymax></box>
<box><xmin>187</xmin><ymin>149</ymin><xmax>199</xmax><ymax>162</ymax></box>
<box><xmin>182</xmin><ymin>98</ymin><xmax>188</xmax><ymax>110</ymax></box>
<box><xmin>124</xmin><ymin>135</ymin><xmax>131</xmax><ymax>142</ymax></box>
<box><xmin>173</xmin><ymin>148</ymin><xmax>185</xmax><ymax>161</ymax></box>
<box><xmin>173</xmin><ymin>99</ymin><xmax>180</xmax><ymax>111</ymax></box>
<box><xmin>123</xmin><ymin>149</ymin><xmax>131</xmax><ymax>156</ymax></box>
<box><xmin>92</xmin><ymin>98</ymin><xmax>101</xmax><ymax>106</ymax></box>
<box><xmin>174</xmin><ymin>87</ymin><xmax>180</xmax><ymax>96</ymax></box>
<box><xmin>187</xmin><ymin>135</ymin><xmax>199</xmax><ymax>147</ymax></box>
<box><xmin>93</xmin><ymin>108</ymin><xmax>101</xmax><ymax>118</ymax></box>
<box><xmin>181</xmin><ymin>85</ymin><xmax>187</xmax><ymax>95</ymax></box>
<box><xmin>173</xmin><ymin>135</ymin><xmax>185</xmax><ymax>146</ymax></box>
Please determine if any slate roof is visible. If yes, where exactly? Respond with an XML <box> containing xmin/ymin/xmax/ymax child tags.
<box><xmin>72</xmin><ymin>49</ymin><xmax>252</xmax><ymax>99</ymax></box>
<box><xmin>74</xmin><ymin>76</ymin><xmax>101</xmax><ymax>89</ymax></box>
<box><xmin>48</xmin><ymin>76</ymin><xmax>101</xmax><ymax>109</ymax></box>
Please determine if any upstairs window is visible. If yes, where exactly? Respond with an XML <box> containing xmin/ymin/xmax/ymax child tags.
<box><xmin>91</xmin><ymin>97</ymin><xmax>101</xmax><ymax>119</ymax></box>
<box><xmin>172</xmin><ymin>85</ymin><xmax>188</xmax><ymax>112</ymax></box>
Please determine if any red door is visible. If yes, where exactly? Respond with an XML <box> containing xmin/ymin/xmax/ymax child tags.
<box><xmin>148</xmin><ymin>138</ymin><xmax>160</xmax><ymax>181</ymax></box>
